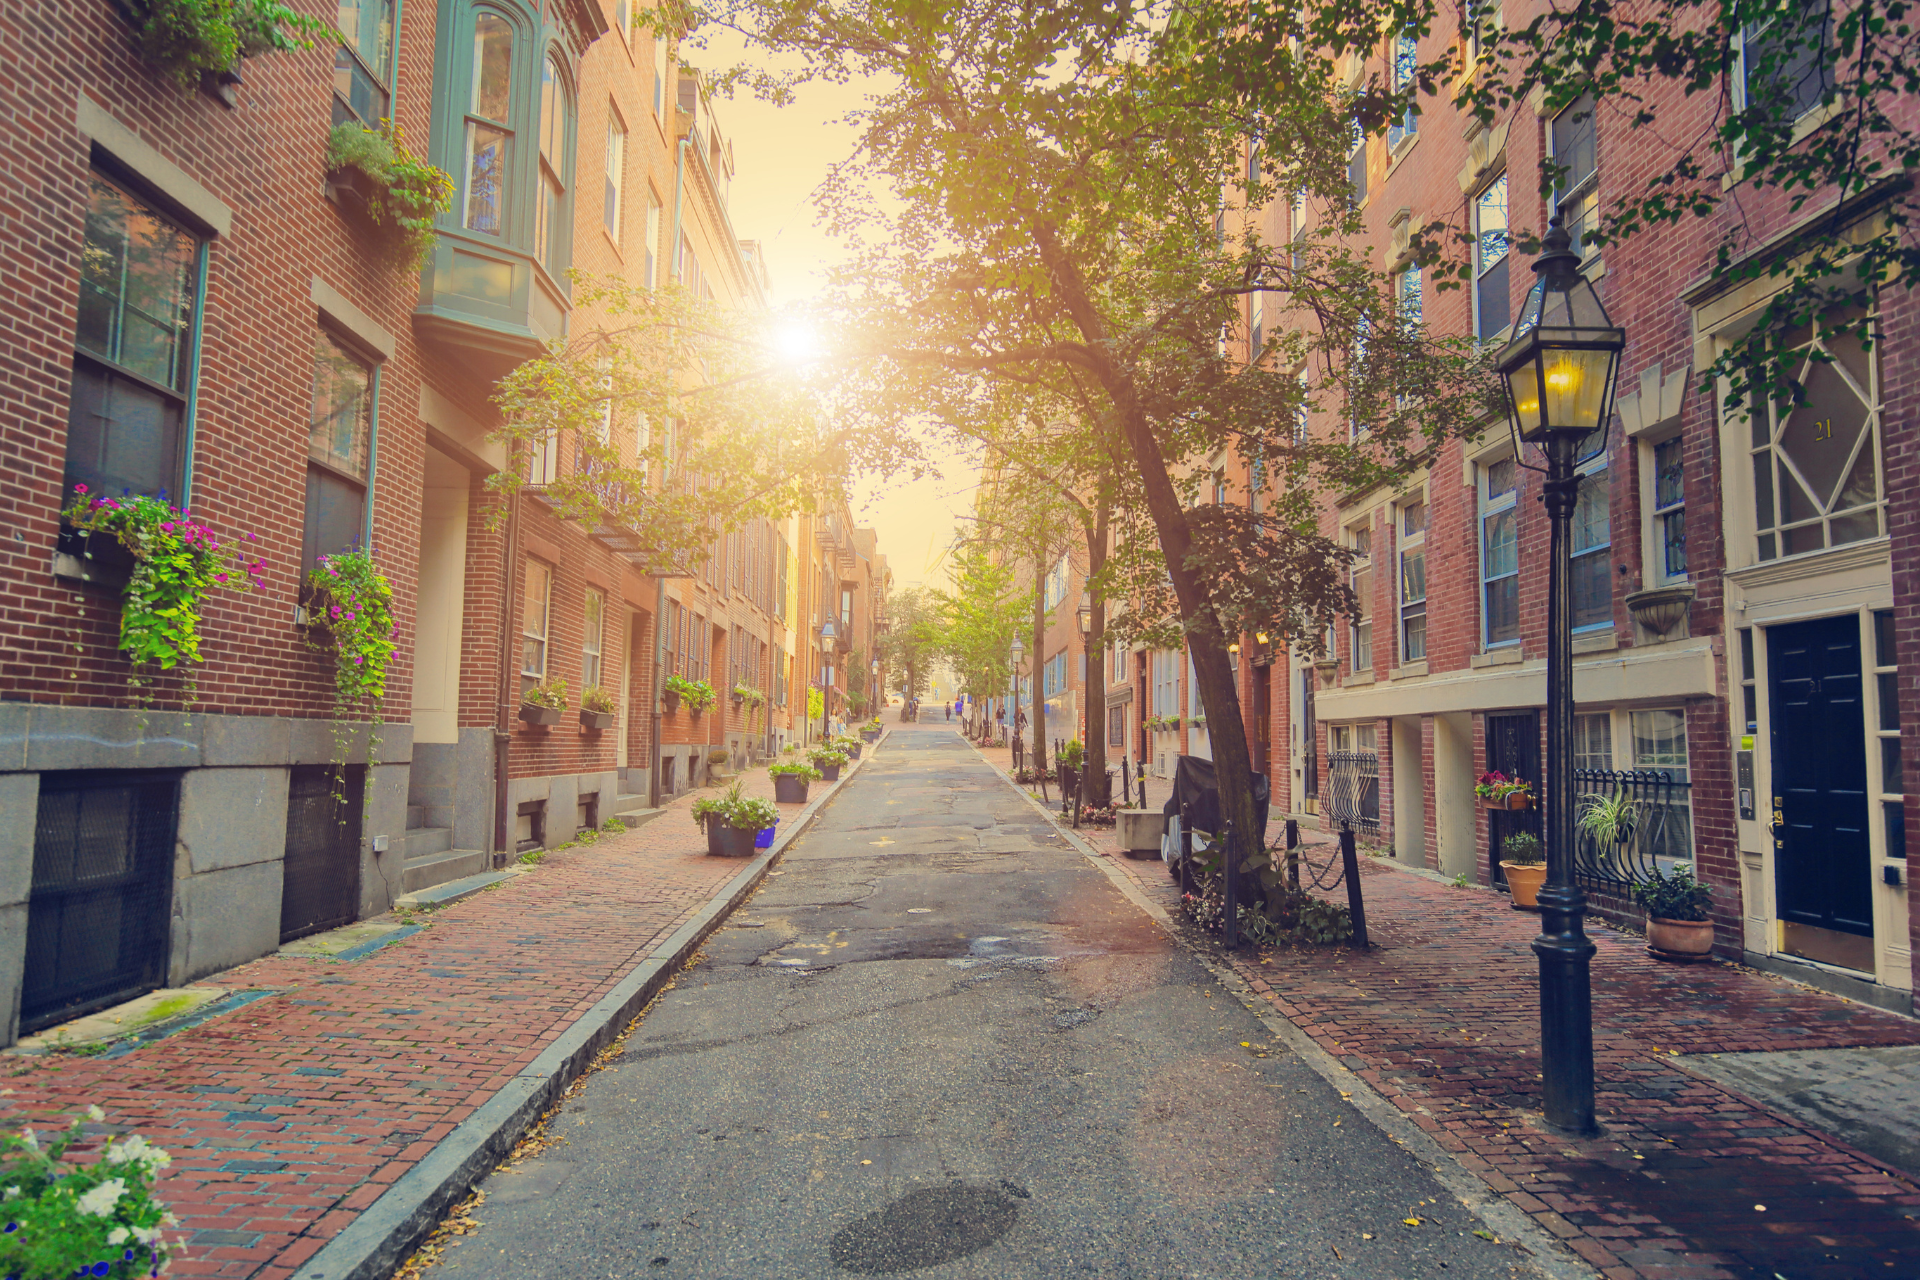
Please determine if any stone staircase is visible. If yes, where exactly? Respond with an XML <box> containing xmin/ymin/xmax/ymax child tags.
<box><xmin>611</xmin><ymin>769</ymin><xmax>664</xmax><ymax>831</ymax></box>
<box><xmin>400</xmin><ymin>805</ymin><xmax>489</xmax><ymax>893</ymax></box>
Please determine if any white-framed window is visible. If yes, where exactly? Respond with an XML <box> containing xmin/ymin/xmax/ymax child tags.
<box><xmin>582</xmin><ymin>588</ymin><xmax>605</xmax><ymax>688</ymax></box>
<box><xmin>604</xmin><ymin>110</ymin><xmax>626</xmax><ymax>242</ymax></box>
<box><xmin>1387</xmin><ymin>31</ymin><xmax>1418</xmax><ymax>149</ymax></box>
<box><xmin>1043</xmin><ymin>554</ymin><xmax>1071</xmax><ymax>611</ymax></box>
<box><xmin>1549</xmin><ymin>94</ymin><xmax>1598</xmax><ymax>258</ymax></box>
<box><xmin>1152</xmin><ymin>649</ymin><xmax>1180</xmax><ymax>719</ymax></box>
<box><xmin>1349</xmin><ymin>521</ymin><xmax>1373</xmax><ymax>671</ymax></box>
<box><xmin>1330</xmin><ymin>723</ymin><xmax>1377</xmax><ymax>753</ymax></box>
<box><xmin>644</xmin><ymin>190</ymin><xmax>662</xmax><ymax>287</ymax></box>
<box><xmin>1480</xmin><ymin>456</ymin><xmax>1520</xmax><ymax>646</ymax></box>
<box><xmin>533</xmin><ymin>54</ymin><xmax>573</xmax><ymax>278</ymax></box>
<box><xmin>1649</xmin><ymin>434</ymin><xmax>1687</xmax><ymax>583</ymax></box>
<box><xmin>1574</xmin><ymin>712</ymin><xmax>1613</xmax><ymax>772</ymax></box>
<box><xmin>1873</xmin><ymin>610</ymin><xmax>1904</xmax><ymax>861</ymax></box>
<box><xmin>1249</xmin><ymin>290</ymin><xmax>1265</xmax><ymax>363</ymax></box>
<box><xmin>1632</xmin><ymin>708</ymin><xmax>1693</xmax><ymax>862</ymax></box>
<box><xmin>1572</xmin><ymin>450</ymin><xmax>1612</xmax><ymax>631</ymax></box>
<box><xmin>652</xmin><ymin>28</ymin><xmax>671</xmax><ymax>118</ymax></box>
<box><xmin>1289</xmin><ymin>189</ymin><xmax>1307</xmax><ymax>271</ymax></box>
<box><xmin>1398</xmin><ymin>499</ymin><xmax>1427</xmax><ymax>662</ymax></box>
<box><xmin>527</xmin><ymin>428</ymin><xmax>559</xmax><ymax>486</ymax></box>
<box><xmin>1474</xmin><ymin>173</ymin><xmax>1509</xmax><ymax>340</ymax></box>
<box><xmin>1187</xmin><ymin>651</ymin><xmax>1202</xmax><ymax>720</ymax></box>
<box><xmin>1747</xmin><ymin>309</ymin><xmax>1883</xmax><ymax>560</ymax></box>
<box><xmin>1350</xmin><ymin>314</ymin><xmax>1372</xmax><ymax>440</ymax></box>
<box><xmin>1734</xmin><ymin>2</ymin><xmax>1832</xmax><ymax>120</ymax></box>
<box><xmin>1462</xmin><ymin>0</ymin><xmax>1495</xmax><ymax>61</ymax></box>
<box><xmin>521</xmin><ymin>559</ymin><xmax>552</xmax><ymax>693</ymax></box>
<box><xmin>1347</xmin><ymin>120</ymin><xmax>1367</xmax><ymax>204</ymax></box>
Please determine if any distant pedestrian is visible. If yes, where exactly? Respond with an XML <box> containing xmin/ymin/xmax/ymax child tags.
<box><xmin>945</xmin><ymin>702</ymin><xmax>952</xmax><ymax>721</ymax></box>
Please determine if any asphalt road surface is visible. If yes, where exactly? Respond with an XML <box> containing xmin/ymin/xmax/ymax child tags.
<box><xmin>435</xmin><ymin>725</ymin><xmax>1546</xmax><ymax>1279</ymax></box>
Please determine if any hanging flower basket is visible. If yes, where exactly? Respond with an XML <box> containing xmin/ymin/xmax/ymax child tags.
<box><xmin>1474</xmin><ymin>772</ymin><xmax>1533</xmax><ymax>810</ymax></box>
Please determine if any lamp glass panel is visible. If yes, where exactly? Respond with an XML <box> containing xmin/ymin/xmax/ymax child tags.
<box><xmin>1540</xmin><ymin>348</ymin><xmax>1610</xmax><ymax>431</ymax></box>
<box><xmin>1506</xmin><ymin>362</ymin><xmax>1542</xmax><ymax>434</ymax></box>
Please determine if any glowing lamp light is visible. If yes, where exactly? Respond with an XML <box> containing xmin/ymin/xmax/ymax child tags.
<box><xmin>1495</xmin><ymin>216</ymin><xmax>1624</xmax><ymax>452</ymax></box>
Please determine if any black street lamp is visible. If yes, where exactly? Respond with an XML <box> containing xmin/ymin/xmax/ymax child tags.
<box><xmin>819</xmin><ymin>616</ymin><xmax>838</xmax><ymax>744</ymax></box>
<box><xmin>1495</xmin><ymin>214</ymin><xmax>1624</xmax><ymax>1139</ymax></box>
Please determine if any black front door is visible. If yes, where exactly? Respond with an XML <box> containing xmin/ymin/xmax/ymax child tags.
<box><xmin>1486</xmin><ymin>711</ymin><xmax>1541</xmax><ymax>887</ymax></box>
<box><xmin>280</xmin><ymin>766</ymin><xmax>365</xmax><ymax>943</ymax></box>
<box><xmin>1769</xmin><ymin>616</ymin><xmax>1873</xmax><ymax>952</ymax></box>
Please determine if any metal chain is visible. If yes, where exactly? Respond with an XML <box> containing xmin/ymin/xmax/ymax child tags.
<box><xmin>1277</xmin><ymin>839</ymin><xmax>1347</xmax><ymax>891</ymax></box>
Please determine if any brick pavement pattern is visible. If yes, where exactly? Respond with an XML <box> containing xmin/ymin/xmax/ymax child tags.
<box><xmin>0</xmin><ymin>756</ymin><xmax>851</xmax><ymax>1279</ymax></box>
<box><xmin>959</xmin><ymin>729</ymin><xmax>1920</xmax><ymax>1280</ymax></box>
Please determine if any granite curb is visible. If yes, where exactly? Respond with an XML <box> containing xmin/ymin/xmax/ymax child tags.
<box><xmin>289</xmin><ymin>732</ymin><xmax>886</xmax><ymax>1280</ymax></box>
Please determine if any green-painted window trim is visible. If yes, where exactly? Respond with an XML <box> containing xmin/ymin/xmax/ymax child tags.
<box><xmin>178</xmin><ymin>238</ymin><xmax>210</xmax><ymax>509</ymax></box>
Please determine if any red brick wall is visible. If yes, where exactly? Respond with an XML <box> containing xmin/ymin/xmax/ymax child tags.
<box><xmin>0</xmin><ymin>1</ymin><xmax>437</xmax><ymax>723</ymax></box>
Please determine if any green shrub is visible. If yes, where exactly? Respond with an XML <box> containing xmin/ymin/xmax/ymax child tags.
<box><xmin>522</xmin><ymin>678</ymin><xmax>568</xmax><ymax>711</ymax></box>
<box><xmin>767</xmin><ymin>763</ymin><xmax>822</xmax><ymax>781</ymax></box>
<box><xmin>691</xmin><ymin>782</ymin><xmax>779</xmax><ymax>832</ymax></box>
<box><xmin>325</xmin><ymin>122</ymin><xmax>453</xmax><ymax>270</ymax></box>
<box><xmin>1500</xmin><ymin>831</ymin><xmax>1544</xmax><ymax>865</ymax></box>
<box><xmin>581</xmin><ymin>685</ymin><xmax>618</xmax><ymax>714</ymax></box>
<box><xmin>0</xmin><ymin>1109</ymin><xmax>177</xmax><ymax>1278</ymax></box>
<box><xmin>809</xmin><ymin>750</ymin><xmax>848</xmax><ymax>768</ymax></box>
<box><xmin>1632</xmin><ymin>862</ymin><xmax>1712</xmax><ymax>922</ymax></box>
<box><xmin>122</xmin><ymin>0</ymin><xmax>335</xmax><ymax>90</ymax></box>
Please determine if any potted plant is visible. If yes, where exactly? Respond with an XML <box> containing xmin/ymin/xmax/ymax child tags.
<box><xmin>862</xmin><ymin>719</ymin><xmax>882</xmax><ymax>743</ymax></box>
<box><xmin>520</xmin><ymin>678</ymin><xmax>568</xmax><ymax>726</ymax></box>
<box><xmin>1576</xmin><ymin>789</ymin><xmax>1640</xmax><ymax>855</ymax></box>
<box><xmin>683</xmin><ymin>678</ymin><xmax>718</xmax><ymax>718</ymax></box>
<box><xmin>730</xmin><ymin>683</ymin><xmax>749</xmax><ymax>708</ymax></box>
<box><xmin>116</xmin><ymin>0</ymin><xmax>335</xmax><ymax>92</ymax></box>
<box><xmin>580</xmin><ymin>685</ymin><xmax>617</xmax><ymax>731</ymax></box>
<box><xmin>1474</xmin><ymin>771</ymin><xmax>1533</xmax><ymax>810</ymax></box>
<box><xmin>1059</xmin><ymin>739</ymin><xmax>1085</xmax><ymax>769</ymax></box>
<box><xmin>835</xmin><ymin>735</ymin><xmax>864</xmax><ymax>760</ymax></box>
<box><xmin>810</xmin><ymin>749</ymin><xmax>848</xmax><ymax>782</ymax></box>
<box><xmin>324</xmin><ymin>123</ymin><xmax>454</xmax><ymax>270</ymax></box>
<box><xmin>768</xmin><ymin>761</ymin><xmax>821</xmax><ymax>803</ymax></box>
<box><xmin>1499</xmin><ymin>830</ymin><xmax>1547</xmax><ymax>910</ymax></box>
<box><xmin>302</xmin><ymin>546</ymin><xmax>397</xmax><ymax>771</ymax></box>
<box><xmin>691</xmin><ymin>782</ymin><xmax>779</xmax><ymax>857</ymax></box>
<box><xmin>1633</xmin><ymin>863</ymin><xmax>1715</xmax><ymax>960</ymax></box>
<box><xmin>707</xmin><ymin>747</ymin><xmax>733</xmax><ymax>779</ymax></box>
<box><xmin>661</xmin><ymin>673</ymin><xmax>695</xmax><ymax>713</ymax></box>
<box><xmin>0</xmin><ymin>1106</ymin><xmax>179</xmax><ymax>1279</ymax></box>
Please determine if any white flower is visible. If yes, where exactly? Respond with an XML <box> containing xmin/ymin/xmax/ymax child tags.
<box><xmin>130</xmin><ymin>1225</ymin><xmax>156</xmax><ymax>1245</ymax></box>
<box><xmin>108</xmin><ymin>1227</ymin><xmax>129</xmax><ymax>1245</ymax></box>
<box><xmin>1</xmin><ymin>1187</ymin><xmax>15</xmax><ymax>1201</ymax></box>
<box><xmin>75</xmin><ymin>1178</ymin><xmax>124</xmax><ymax>1217</ymax></box>
<box><xmin>19</xmin><ymin>1129</ymin><xmax>36</xmax><ymax>1152</ymax></box>
<box><xmin>86</xmin><ymin>1105</ymin><xmax>105</xmax><ymax>1122</ymax></box>
<box><xmin>106</xmin><ymin>1135</ymin><xmax>148</xmax><ymax>1165</ymax></box>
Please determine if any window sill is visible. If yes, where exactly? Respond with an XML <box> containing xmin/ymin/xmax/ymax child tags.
<box><xmin>1470</xmin><ymin>646</ymin><xmax>1523</xmax><ymax>669</ymax></box>
<box><xmin>1572</xmin><ymin>630</ymin><xmax>1618</xmax><ymax>655</ymax></box>
<box><xmin>1384</xmin><ymin>133</ymin><xmax>1420</xmax><ymax>179</ymax></box>
<box><xmin>1389</xmin><ymin>661</ymin><xmax>1428</xmax><ymax>680</ymax></box>
<box><xmin>1341</xmin><ymin>671</ymin><xmax>1376</xmax><ymax>688</ymax></box>
<box><xmin>600</xmin><ymin>227</ymin><xmax>626</xmax><ymax>262</ymax></box>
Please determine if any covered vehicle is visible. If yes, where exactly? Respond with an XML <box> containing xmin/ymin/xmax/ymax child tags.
<box><xmin>1159</xmin><ymin>755</ymin><xmax>1269</xmax><ymax>875</ymax></box>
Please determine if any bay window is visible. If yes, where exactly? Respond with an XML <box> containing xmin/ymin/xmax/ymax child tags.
<box><xmin>463</xmin><ymin>12</ymin><xmax>514</xmax><ymax>236</ymax></box>
<box><xmin>333</xmin><ymin>0</ymin><xmax>394</xmax><ymax>127</ymax></box>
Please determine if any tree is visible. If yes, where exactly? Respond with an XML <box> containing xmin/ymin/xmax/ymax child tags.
<box><xmin>929</xmin><ymin>541</ymin><xmax>1028</xmax><ymax>728</ymax></box>
<box><xmin>694</xmin><ymin>0</ymin><xmax>1497</xmax><ymax>882</ymax></box>
<box><xmin>488</xmin><ymin>274</ymin><xmax>922</xmax><ymax>569</ymax></box>
<box><xmin>878</xmin><ymin>587</ymin><xmax>938</xmax><ymax>702</ymax></box>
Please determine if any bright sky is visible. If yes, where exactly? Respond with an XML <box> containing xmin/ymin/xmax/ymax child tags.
<box><xmin>696</xmin><ymin>28</ymin><xmax>974</xmax><ymax>593</ymax></box>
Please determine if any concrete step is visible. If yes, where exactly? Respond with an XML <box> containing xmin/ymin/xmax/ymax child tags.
<box><xmin>395</xmin><ymin>866</ymin><xmax>521</xmax><ymax>909</ymax></box>
<box><xmin>400</xmin><ymin>826</ymin><xmax>452</xmax><ymax>860</ymax></box>
<box><xmin>612</xmin><ymin>794</ymin><xmax>665</xmax><ymax>831</ymax></box>
<box><xmin>399</xmin><ymin>848</ymin><xmax>492</xmax><ymax>894</ymax></box>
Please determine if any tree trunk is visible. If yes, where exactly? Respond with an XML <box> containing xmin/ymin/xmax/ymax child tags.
<box><xmin>1081</xmin><ymin>502</ymin><xmax>1110</xmax><ymax>808</ymax></box>
<box><xmin>1029</xmin><ymin>224</ymin><xmax>1261</xmax><ymax>883</ymax></box>
<box><xmin>1030</xmin><ymin>547</ymin><xmax>1048</xmax><ymax>777</ymax></box>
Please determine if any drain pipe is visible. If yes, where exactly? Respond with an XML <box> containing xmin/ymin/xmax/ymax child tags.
<box><xmin>492</xmin><ymin>483</ymin><xmax>522</xmax><ymax>865</ymax></box>
<box><xmin>649</xmin><ymin>130</ymin><xmax>692</xmax><ymax>809</ymax></box>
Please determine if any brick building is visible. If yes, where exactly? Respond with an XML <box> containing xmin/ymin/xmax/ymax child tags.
<box><xmin>0</xmin><ymin>2</ymin><xmax>884</xmax><ymax>1048</ymax></box>
<box><xmin>1196</xmin><ymin>29</ymin><xmax>1917</xmax><ymax>1014</ymax></box>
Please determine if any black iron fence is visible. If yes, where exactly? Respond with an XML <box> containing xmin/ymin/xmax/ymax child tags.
<box><xmin>1570</xmin><ymin>767</ymin><xmax>1693</xmax><ymax>895</ymax></box>
<box><xmin>1323</xmin><ymin>750</ymin><xmax>1380</xmax><ymax>833</ymax></box>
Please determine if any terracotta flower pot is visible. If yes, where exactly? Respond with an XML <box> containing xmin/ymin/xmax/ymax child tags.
<box><xmin>1501</xmin><ymin>861</ymin><xmax>1547</xmax><ymax>910</ymax></box>
<box><xmin>1646</xmin><ymin>916</ymin><xmax>1715</xmax><ymax>962</ymax></box>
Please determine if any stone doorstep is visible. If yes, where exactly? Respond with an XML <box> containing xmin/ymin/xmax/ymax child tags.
<box><xmin>278</xmin><ymin>918</ymin><xmax>413</xmax><ymax>959</ymax></box>
<box><xmin>393</xmin><ymin>868</ymin><xmax>525</xmax><ymax>910</ymax></box>
<box><xmin>9</xmin><ymin>986</ymin><xmax>230</xmax><ymax>1054</ymax></box>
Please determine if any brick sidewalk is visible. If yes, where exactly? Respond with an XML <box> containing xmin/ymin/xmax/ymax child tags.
<box><xmin>0</xmin><ymin>748</ymin><xmax>865</xmax><ymax>1279</ymax></box>
<box><xmin>967</xmin><ymin>737</ymin><xmax>1920</xmax><ymax>1279</ymax></box>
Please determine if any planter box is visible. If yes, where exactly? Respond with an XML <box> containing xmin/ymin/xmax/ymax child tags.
<box><xmin>580</xmin><ymin>710</ymin><xmax>615</xmax><ymax>731</ymax></box>
<box><xmin>844</xmin><ymin>743</ymin><xmax>862</xmax><ymax>760</ymax></box>
<box><xmin>1501</xmin><ymin>861</ymin><xmax>1547</xmax><ymax>911</ymax></box>
<box><xmin>324</xmin><ymin>164</ymin><xmax>381</xmax><ymax>220</ymax></box>
<box><xmin>708</xmin><ymin>825</ymin><xmax>758</xmax><ymax>858</ymax></box>
<box><xmin>1116</xmin><ymin>810</ymin><xmax>1168</xmax><ymax>858</ymax></box>
<box><xmin>1483</xmin><ymin>793</ymin><xmax>1531</xmax><ymax>811</ymax></box>
<box><xmin>862</xmin><ymin>730</ymin><xmax>880</xmax><ymax>743</ymax></box>
<box><xmin>772</xmin><ymin>774</ymin><xmax>810</xmax><ymax>804</ymax></box>
<box><xmin>662</xmin><ymin>691</ymin><xmax>681</xmax><ymax>713</ymax></box>
<box><xmin>1646</xmin><ymin>916</ymin><xmax>1714</xmax><ymax>962</ymax></box>
<box><xmin>518</xmin><ymin>704</ymin><xmax>564</xmax><ymax>726</ymax></box>
<box><xmin>818</xmin><ymin>763</ymin><xmax>842</xmax><ymax>782</ymax></box>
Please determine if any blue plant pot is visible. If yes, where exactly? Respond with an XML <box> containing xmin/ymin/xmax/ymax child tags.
<box><xmin>755</xmin><ymin>823</ymin><xmax>778</xmax><ymax>849</ymax></box>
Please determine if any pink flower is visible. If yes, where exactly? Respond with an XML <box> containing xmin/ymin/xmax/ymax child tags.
<box><xmin>74</xmin><ymin>484</ymin><xmax>88</xmax><ymax>494</ymax></box>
